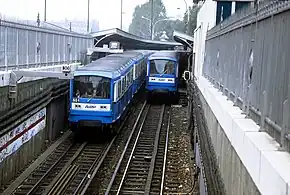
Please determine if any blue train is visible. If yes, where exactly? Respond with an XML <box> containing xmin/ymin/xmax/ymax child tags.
<box><xmin>145</xmin><ymin>51</ymin><xmax>180</xmax><ymax>100</ymax></box>
<box><xmin>69</xmin><ymin>50</ymin><xmax>153</xmax><ymax>134</ymax></box>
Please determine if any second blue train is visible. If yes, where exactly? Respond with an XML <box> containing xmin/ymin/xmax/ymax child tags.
<box><xmin>69</xmin><ymin>50</ymin><xmax>154</xmax><ymax>134</ymax></box>
<box><xmin>145</xmin><ymin>50</ymin><xmax>180</xmax><ymax>102</ymax></box>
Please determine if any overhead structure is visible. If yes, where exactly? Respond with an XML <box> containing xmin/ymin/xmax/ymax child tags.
<box><xmin>8</xmin><ymin>65</ymin><xmax>73</xmax><ymax>99</ymax></box>
<box><xmin>91</xmin><ymin>28</ymin><xmax>183</xmax><ymax>50</ymax></box>
<box><xmin>173</xmin><ymin>30</ymin><xmax>194</xmax><ymax>50</ymax></box>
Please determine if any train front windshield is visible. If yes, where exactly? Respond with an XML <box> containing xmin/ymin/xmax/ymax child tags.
<box><xmin>149</xmin><ymin>59</ymin><xmax>175</xmax><ymax>75</ymax></box>
<box><xmin>73</xmin><ymin>76</ymin><xmax>110</xmax><ymax>99</ymax></box>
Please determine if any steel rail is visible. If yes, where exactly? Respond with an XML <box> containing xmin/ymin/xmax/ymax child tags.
<box><xmin>144</xmin><ymin>104</ymin><xmax>166</xmax><ymax>194</ymax></box>
<box><xmin>105</xmin><ymin>101</ymin><xmax>148</xmax><ymax>195</ymax></box>
<box><xmin>42</xmin><ymin>142</ymin><xmax>87</xmax><ymax>195</ymax></box>
<box><xmin>160</xmin><ymin>110</ymin><xmax>171</xmax><ymax>195</ymax></box>
<box><xmin>26</xmin><ymin>142</ymin><xmax>74</xmax><ymax>195</ymax></box>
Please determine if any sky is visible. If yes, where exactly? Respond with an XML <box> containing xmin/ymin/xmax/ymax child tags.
<box><xmin>0</xmin><ymin>0</ymin><xmax>190</xmax><ymax>31</ymax></box>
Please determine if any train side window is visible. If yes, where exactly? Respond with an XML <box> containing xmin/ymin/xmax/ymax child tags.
<box><xmin>130</xmin><ymin>69</ymin><xmax>132</xmax><ymax>85</ymax></box>
<box><xmin>128</xmin><ymin>70</ymin><xmax>131</xmax><ymax>85</ymax></box>
<box><xmin>128</xmin><ymin>71</ymin><xmax>130</xmax><ymax>86</ymax></box>
<box><xmin>124</xmin><ymin>76</ymin><xmax>127</xmax><ymax>90</ymax></box>
<box><xmin>137</xmin><ymin>64</ymin><xmax>140</xmax><ymax>78</ymax></box>
<box><xmin>121</xmin><ymin>77</ymin><xmax>124</xmax><ymax>94</ymax></box>
<box><xmin>133</xmin><ymin>64</ymin><xmax>136</xmax><ymax>80</ymax></box>
<box><xmin>114</xmin><ymin>81</ymin><xmax>118</xmax><ymax>102</ymax></box>
<box><xmin>135</xmin><ymin>65</ymin><xmax>138</xmax><ymax>79</ymax></box>
<box><xmin>118</xmin><ymin>80</ymin><xmax>121</xmax><ymax>98</ymax></box>
<box><xmin>139</xmin><ymin>63</ymin><xmax>141</xmax><ymax>76</ymax></box>
<box><xmin>128</xmin><ymin>71</ymin><xmax>130</xmax><ymax>85</ymax></box>
<box><xmin>123</xmin><ymin>77</ymin><xmax>125</xmax><ymax>93</ymax></box>
<box><xmin>125</xmin><ymin>73</ymin><xmax>128</xmax><ymax>88</ymax></box>
<box><xmin>131</xmin><ymin>68</ymin><xmax>133</xmax><ymax>84</ymax></box>
<box><xmin>126</xmin><ymin>72</ymin><xmax>129</xmax><ymax>87</ymax></box>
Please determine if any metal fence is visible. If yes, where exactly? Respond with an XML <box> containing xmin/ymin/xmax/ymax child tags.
<box><xmin>202</xmin><ymin>0</ymin><xmax>290</xmax><ymax>151</ymax></box>
<box><xmin>0</xmin><ymin>16</ymin><xmax>92</xmax><ymax>71</ymax></box>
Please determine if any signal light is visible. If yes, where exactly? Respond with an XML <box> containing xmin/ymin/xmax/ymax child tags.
<box><xmin>183</xmin><ymin>71</ymin><xmax>191</xmax><ymax>81</ymax></box>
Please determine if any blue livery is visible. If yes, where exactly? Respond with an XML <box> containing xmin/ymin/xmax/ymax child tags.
<box><xmin>146</xmin><ymin>51</ymin><xmax>180</xmax><ymax>95</ymax></box>
<box><xmin>69</xmin><ymin>50</ymin><xmax>154</xmax><ymax>132</ymax></box>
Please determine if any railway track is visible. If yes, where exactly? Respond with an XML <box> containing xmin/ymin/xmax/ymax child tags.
<box><xmin>86</xmin><ymin>99</ymin><xmax>147</xmax><ymax>194</ymax></box>
<box><xmin>8</xmin><ymin>96</ymin><xmax>146</xmax><ymax>195</ymax></box>
<box><xmin>12</xmin><ymin>136</ymin><xmax>78</xmax><ymax>195</ymax></box>
<box><xmin>12</xmin><ymin>139</ymin><xmax>109</xmax><ymax>195</ymax></box>
<box><xmin>105</xmin><ymin>103</ymin><xmax>171</xmax><ymax>195</ymax></box>
<box><xmin>43</xmin><ymin>142</ymin><xmax>109</xmax><ymax>195</ymax></box>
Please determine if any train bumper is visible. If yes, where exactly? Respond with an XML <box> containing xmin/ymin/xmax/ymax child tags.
<box><xmin>69</xmin><ymin>110</ymin><xmax>113</xmax><ymax>126</ymax></box>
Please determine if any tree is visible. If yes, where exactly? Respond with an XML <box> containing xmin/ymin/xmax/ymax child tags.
<box><xmin>129</xmin><ymin>0</ymin><xmax>199</xmax><ymax>40</ymax></box>
<box><xmin>154</xmin><ymin>19</ymin><xmax>185</xmax><ymax>41</ymax></box>
<box><xmin>183</xmin><ymin>4</ymin><xmax>200</xmax><ymax>36</ymax></box>
<box><xmin>129</xmin><ymin>0</ymin><xmax>166</xmax><ymax>40</ymax></box>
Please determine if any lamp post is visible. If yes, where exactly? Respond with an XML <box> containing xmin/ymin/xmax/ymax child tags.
<box><xmin>120</xmin><ymin>0</ymin><xmax>123</xmax><ymax>29</ymax></box>
<box><xmin>150</xmin><ymin>0</ymin><xmax>153</xmax><ymax>41</ymax></box>
<box><xmin>87</xmin><ymin>0</ymin><xmax>90</xmax><ymax>33</ymax></box>
<box><xmin>183</xmin><ymin>0</ymin><xmax>190</xmax><ymax>33</ymax></box>
<box><xmin>178</xmin><ymin>0</ymin><xmax>190</xmax><ymax>33</ymax></box>
<box><xmin>44</xmin><ymin>0</ymin><xmax>47</xmax><ymax>21</ymax></box>
<box><xmin>141</xmin><ymin>16</ymin><xmax>172</xmax><ymax>40</ymax></box>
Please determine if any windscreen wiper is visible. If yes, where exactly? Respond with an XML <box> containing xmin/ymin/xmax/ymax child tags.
<box><xmin>160</xmin><ymin>69</ymin><xmax>168</xmax><ymax>76</ymax></box>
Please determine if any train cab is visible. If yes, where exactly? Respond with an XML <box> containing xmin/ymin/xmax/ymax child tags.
<box><xmin>146</xmin><ymin>51</ymin><xmax>179</xmax><ymax>95</ymax></box>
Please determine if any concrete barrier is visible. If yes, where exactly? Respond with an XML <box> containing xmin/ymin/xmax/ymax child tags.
<box><xmin>196</xmin><ymin>76</ymin><xmax>290</xmax><ymax>195</ymax></box>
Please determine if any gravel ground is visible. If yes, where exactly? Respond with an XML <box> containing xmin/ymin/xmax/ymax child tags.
<box><xmin>164</xmin><ymin>105</ymin><xmax>198</xmax><ymax>194</ymax></box>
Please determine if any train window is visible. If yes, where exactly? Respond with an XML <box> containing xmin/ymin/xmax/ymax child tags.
<box><xmin>73</xmin><ymin>76</ymin><xmax>110</xmax><ymax>99</ymax></box>
<box><xmin>120</xmin><ymin>77</ymin><xmax>123</xmax><ymax>95</ymax></box>
<box><xmin>122</xmin><ymin>77</ymin><xmax>125</xmax><ymax>92</ymax></box>
<box><xmin>125</xmin><ymin>73</ymin><xmax>128</xmax><ymax>88</ymax></box>
<box><xmin>127</xmin><ymin>71</ymin><xmax>131</xmax><ymax>86</ymax></box>
<box><xmin>149</xmin><ymin>60</ymin><xmax>175</xmax><ymax>75</ymax></box>
<box><xmin>128</xmin><ymin>71</ymin><xmax>131</xmax><ymax>85</ymax></box>
<box><xmin>133</xmin><ymin>64</ymin><xmax>136</xmax><ymax>80</ymax></box>
<box><xmin>131</xmin><ymin>69</ymin><xmax>133</xmax><ymax>84</ymax></box>
<box><xmin>118</xmin><ymin>80</ymin><xmax>121</xmax><ymax>98</ymax></box>
<box><xmin>114</xmin><ymin>81</ymin><xmax>118</xmax><ymax>102</ymax></box>
<box><xmin>130</xmin><ymin>69</ymin><xmax>132</xmax><ymax>84</ymax></box>
<box><xmin>126</xmin><ymin>73</ymin><xmax>129</xmax><ymax>87</ymax></box>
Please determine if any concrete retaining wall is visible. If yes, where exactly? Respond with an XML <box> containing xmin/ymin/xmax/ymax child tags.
<box><xmin>0</xmin><ymin>79</ymin><xmax>69</xmax><ymax>187</ymax></box>
<box><xmin>198</xmin><ymin>90</ymin><xmax>260</xmax><ymax>195</ymax></box>
<box><xmin>196</xmin><ymin>76</ymin><xmax>290</xmax><ymax>195</ymax></box>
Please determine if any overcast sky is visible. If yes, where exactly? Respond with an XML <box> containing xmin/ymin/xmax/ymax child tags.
<box><xmin>0</xmin><ymin>0</ymin><xmax>190</xmax><ymax>30</ymax></box>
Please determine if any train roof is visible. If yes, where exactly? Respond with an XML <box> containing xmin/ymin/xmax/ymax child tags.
<box><xmin>74</xmin><ymin>50</ymin><xmax>153</xmax><ymax>79</ymax></box>
<box><xmin>148</xmin><ymin>50</ymin><xmax>179</xmax><ymax>61</ymax></box>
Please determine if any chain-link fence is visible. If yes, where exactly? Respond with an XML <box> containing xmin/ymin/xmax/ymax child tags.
<box><xmin>202</xmin><ymin>0</ymin><xmax>290</xmax><ymax>151</ymax></box>
<box><xmin>0</xmin><ymin>16</ymin><xmax>92</xmax><ymax>71</ymax></box>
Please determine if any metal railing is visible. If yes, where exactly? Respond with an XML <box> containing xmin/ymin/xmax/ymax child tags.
<box><xmin>203</xmin><ymin>0</ymin><xmax>290</xmax><ymax>151</ymax></box>
<box><xmin>0</xmin><ymin>15</ymin><xmax>93</xmax><ymax>71</ymax></box>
